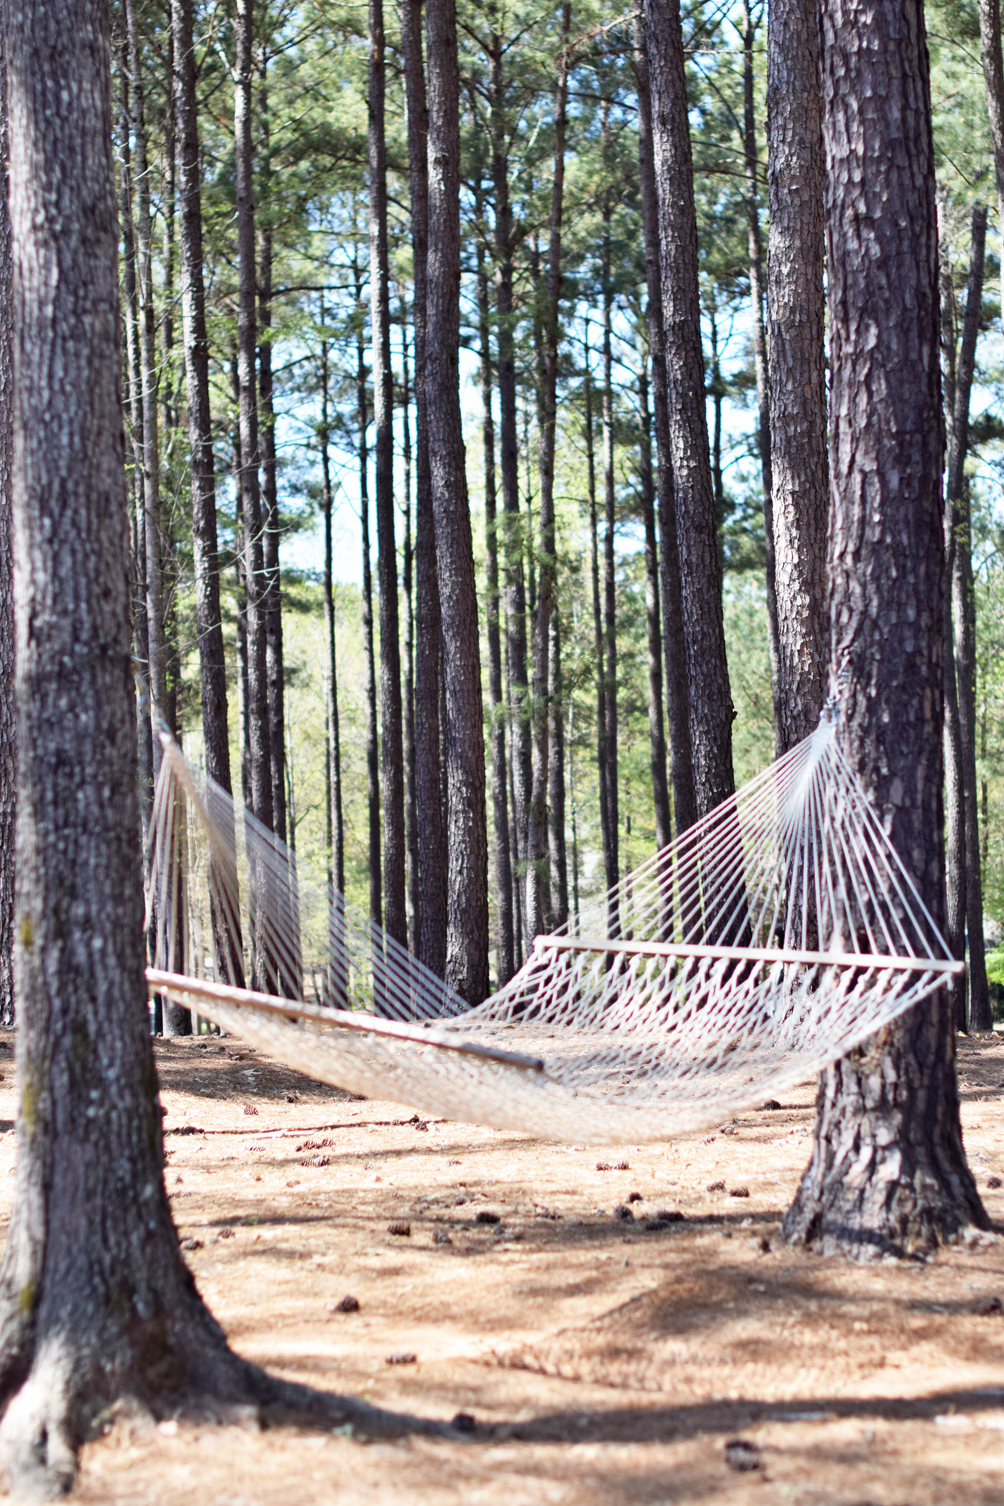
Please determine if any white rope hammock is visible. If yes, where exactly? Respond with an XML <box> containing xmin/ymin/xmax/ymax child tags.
<box><xmin>144</xmin><ymin>709</ymin><xmax>962</xmax><ymax>1144</ymax></box>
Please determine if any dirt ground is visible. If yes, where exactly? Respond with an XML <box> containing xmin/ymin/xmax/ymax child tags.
<box><xmin>0</xmin><ymin>1028</ymin><xmax>1001</xmax><ymax>1505</ymax></box>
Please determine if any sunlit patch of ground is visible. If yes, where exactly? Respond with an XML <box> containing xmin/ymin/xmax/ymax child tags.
<box><xmin>0</xmin><ymin>1028</ymin><xmax>1001</xmax><ymax>1503</ymax></box>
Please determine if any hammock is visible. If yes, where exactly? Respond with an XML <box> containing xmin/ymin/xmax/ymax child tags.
<box><xmin>144</xmin><ymin>708</ymin><xmax>961</xmax><ymax>1144</ymax></box>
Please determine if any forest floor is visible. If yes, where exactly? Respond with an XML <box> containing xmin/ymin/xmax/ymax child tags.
<box><xmin>0</xmin><ymin>1029</ymin><xmax>1001</xmax><ymax>1505</ymax></box>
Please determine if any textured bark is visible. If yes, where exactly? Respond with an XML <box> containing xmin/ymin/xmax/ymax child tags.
<box><xmin>941</xmin><ymin>242</ymin><xmax>966</xmax><ymax>1032</ymax></box>
<box><xmin>783</xmin><ymin>0</ymin><xmax>988</xmax><ymax>1257</ymax></box>
<box><xmin>742</xmin><ymin>2</ymin><xmax>783</xmax><ymax>755</ymax></box>
<box><xmin>645</xmin><ymin>0</ymin><xmax>736</xmax><ymax>818</ymax></box>
<box><xmin>477</xmin><ymin>245</ymin><xmax>514</xmax><ymax>984</ymax></box>
<box><xmin>354</xmin><ymin>255</ymin><xmax>382</xmax><ymax>931</ymax></box>
<box><xmin>547</xmin><ymin>606</ymin><xmax>568</xmax><ymax>932</ymax></box>
<box><xmin>632</xmin><ymin>9</ymin><xmax>696</xmax><ymax>835</ymax></box>
<box><xmin>257</xmin><ymin>49</ymin><xmax>288</xmax><ymax>851</ymax></box>
<box><xmin>172</xmin><ymin>0</ymin><xmax>243</xmax><ymax>990</ymax></box>
<box><xmin>0</xmin><ymin>38</ymin><xmax>11</xmax><ymax>1032</ymax></box>
<box><xmin>638</xmin><ymin>355</ymin><xmax>672</xmax><ymax>853</ymax></box>
<box><xmin>370</xmin><ymin>0</ymin><xmax>406</xmax><ymax>948</ymax></box>
<box><xmin>946</xmin><ymin>207</ymin><xmax>991</xmax><ymax>1033</ymax></box>
<box><xmin>400</xmin><ymin>312</ymin><xmax>420</xmax><ymax>949</ymax></box>
<box><xmin>490</xmin><ymin>39</ymin><xmax>531</xmax><ymax>923</ymax></box>
<box><xmin>318</xmin><ymin>313</ymin><xmax>344</xmax><ymax>896</ymax></box>
<box><xmin>526</xmin><ymin>3</ymin><xmax>570</xmax><ymax>941</ymax></box>
<box><xmin>601</xmin><ymin>215</ymin><xmax>620</xmax><ymax>911</ymax></box>
<box><xmin>977</xmin><ymin>0</ymin><xmax>1004</xmax><ymax>313</ymax></box>
<box><xmin>766</xmin><ymin>0</ymin><xmax>829</xmax><ymax>750</ymax></box>
<box><xmin>402</xmin><ymin>0</ymin><xmax>446</xmax><ymax>976</ymax></box>
<box><xmin>425</xmin><ymin>0</ymin><xmax>489</xmax><ymax>1001</ymax></box>
<box><xmin>584</xmin><ymin>325</ymin><xmax>610</xmax><ymax>882</ymax></box>
<box><xmin>234</xmin><ymin>0</ymin><xmax>271</xmax><ymax>844</ymax></box>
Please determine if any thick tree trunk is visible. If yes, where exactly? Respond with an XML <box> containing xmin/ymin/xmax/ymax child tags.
<box><xmin>256</xmin><ymin>49</ymin><xmax>288</xmax><ymax>852</ymax></box>
<box><xmin>172</xmin><ymin>0</ymin><xmax>243</xmax><ymax>989</ymax></box>
<box><xmin>601</xmin><ymin>223</ymin><xmax>620</xmax><ymax>913</ymax></box>
<box><xmin>638</xmin><ymin>354</ymin><xmax>672</xmax><ymax>853</ymax></box>
<box><xmin>645</xmin><ymin>0</ymin><xmax>736</xmax><ymax>818</ymax></box>
<box><xmin>370</xmin><ymin>0</ymin><xmax>406</xmax><ymax>948</ymax></box>
<box><xmin>632</xmin><ymin>10</ymin><xmax>696</xmax><ymax>835</ymax></box>
<box><xmin>0</xmin><ymin>39</ymin><xmax>11</xmax><ymax>1031</ymax></box>
<box><xmin>783</xmin><ymin>0</ymin><xmax>988</xmax><ymax>1257</ymax></box>
<box><xmin>766</xmin><ymin>0</ymin><xmax>829</xmax><ymax>749</ymax></box>
<box><xmin>977</xmin><ymin>0</ymin><xmax>1004</xmax><ymax>315</ymax></box>
<box><xmin>234</xmin><ymin>0</ymin><xmax>272</xmax><ymax>844</ymax></box>
<box><xmin>526</xmin><ymin>2</ymin><xmax>571</xmax><ymax>941</ymax></box>
<box><xmin>490</xmin><ymin>38</ymin><xmax>531</xmax><ymax>926</ymax></box>
<box><xmin>946</xmin><ymin>206</ymin><xmax>991</xmax><ymax>1032</ymax></box>
<box><xmin>400</xmin><ymin>310</ymin><xmax>420</xmax><ymax>949</ymax></box>
<box><xmin>355</xmin><ymin>255</ymin><xmax>382</xmax><ymax>931</ymax></box>
<box><xmin>402</xmin><ymin>0</ymin><xmax>446</xmax><ymax>976</ymax></box>
<box><xmin>477</xmin><ymin>244</ymin><xmax>515</xmax><ymax>984</ymax></box>
<box><xmin>425</xmin><ymin>0</ymin><xmax>489</xmax><ymax>1001</ymax></box>
<box><xmin>742</xmin><ymin>1</ymin><xmax>783</xmax><ymax>756</ymax></box>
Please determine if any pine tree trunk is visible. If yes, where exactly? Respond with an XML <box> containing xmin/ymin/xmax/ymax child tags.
<box><xmin>783</xmin><ymin>0</ymin><xmax>989</xmax><ymax>1257</ymax></box>
<box><xmin>172</xmin><ymin>0</ymin><xmax>243</xmax><ymax>989</ymax></box>
<box><xmin>235</xmin><ymin>0</ymin><xmax>272</xmax><ymax>848</ymax></box>
<box><xmin>401</xmin><ymin>0</ymin><xmax>446</xmax><ymax>976</ymax></box>
<box><xmin>766</xmin><ymin>0</ymin><xmax>829</xmax><ymax>749</ymax></box>
<box><xmin>256</xmin><ymin>48</ymin><xmax>288</xmax><ymax>851</ymax></box>
<box><xmin>526</xmin><ymin>2</ymin><xmax>570</xmax><ymax>941</ymax></box>
<box><xmin>425</xmin><ymin>0</ymin><xmax>489</xmax><ymax>1002</ymax></box>
<box><xmin>941</xmin><ymin>250</ymin><xmax>966</xmax><ymax>1032</ymax></box>
<box><xmin>742</xmin><ymin>1</ymin><xmax>783</xmax><ymax>756</ymax></box>
<box><xmin>946</xmin><ymin>206</ymin><xmax>991</xmax><ymax>1032</ymax></box>
<box><xmin>547</xmin><ymin>606</ymin><xmax>569</xmax><ymax>931</ymax></box>
<box><xmin>370</xmin><ymin>0</ymin><xmax>406</xmax><ymax>948</ymax></box>
<box><xmin>400</xmin><ymin>310</ymin><xmax>421</xmax><ymax>950</ymax></box>
<box><xmin>632</xmin><ymin>9</ymin><xmax>696</xmax><ymax>835</ymax></box>
<box><xmin>977</xmin><ymin>0</ymin><xmax>1004</xmax><ymax>316</ymax></box>
<box><xmin>601</xmin><ymin>221</ymin><xmax>620</xmax><ymax>915</ymax></box>
<box><xmin>355</xmin><ymin>254</ymin><xmax>382</xmax><ymax>932</ymax></box>
<box><xmin>644</xmin><ymin>0</ymin><xmax>736</xmax><ymax>818</ymax></box>
<box><xmin>0</xmin><ymin>37</ymin><xmax>12</xmax><ymax>1031</ymax></box>
<box><xmin>318</xmin><ymin>310</ymin><xmax>344</xmax><ymax>897</ymax></box>
<box><xmin>638</xmin><ymin>354</ymin><xmax>672</xmax><ymax>853</ymax></box>
<box><xmin>490</xmin><ymin>37</ymin><xmax>531</xmax><ymax>925</ymax></box>
<box><xmin>584</xmin><ymin>324</ymin><xmax>610</xmax><ymax>882</ymax></box>
<box><xmin>477</xmin><ymin>243</ymin><xmax>515</xmax><ymax>983</ymax></box>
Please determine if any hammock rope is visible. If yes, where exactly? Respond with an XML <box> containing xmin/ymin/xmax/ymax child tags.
<box><xmin>143</xmin><ymin>705</ymin><xmax>962</xmax><ymax>1144</ymax></box>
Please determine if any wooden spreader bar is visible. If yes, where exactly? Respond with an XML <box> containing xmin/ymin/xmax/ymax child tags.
<box><xmin>145</xmin><ymin>969</ymin><xmax>546</xmax><ymax>1073</ymax></box>
<box><xmin>533</xmin><ymin>934</ymin><xmax>965</xmax><ymax>977</ymax></box>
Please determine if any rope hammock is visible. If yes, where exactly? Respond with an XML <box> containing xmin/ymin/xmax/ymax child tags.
<box><xmin>144</xmin><ymin>705</ymin><xmax>962</xmax><ymax>1144</ymax></box>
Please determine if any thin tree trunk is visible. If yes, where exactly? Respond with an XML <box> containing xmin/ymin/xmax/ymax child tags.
<box><xmin>601</xmin><ymin>204</ymin><xmax>620</xmax><ymax>916</ymax></box>
<box><xmin>547</xmin><ymin>605</ymin><xmax>568</xmax><ymax>931</ymax></box>
<box><xmin>402</xmin><ymin>0</ymin><xmax>446</xmax><ymax>976</ymax></box>
<box><xmin>172</xmin><ymin>0</ymin><xmax>243</xmax><ymax>989</ymax></box>
<box><xmin>584</xmin><ymin>321</ymin><xmax>610</xmax><ymax>875</ymax></box>
<box><xmin>632</xmin><ymin>8</ymin><xmax>696</xmax><ymax>835</ymax></box>
<box><xmin>526</xmin><ymin>0</ymin><xmax>571</xmax><ymax>940</ymax></box>
<box><xmin>645</xmin><ymin>0</ymin><xmax>736</xmax><ymax>818</ymax></box>
<box><xmin>946</xmin><ymin>206</ymin><xmax>991</xmax><ymax>1032</ymax></box>
<box><xmin>941</xmin><ymin>242</ymin><xmax>966</xmax><ymax>1032</ymax></box>
<box><xmin>160</xmin><ymin>28</ymin><xmax>176</xmax><ymax>440</ymax></box>
<box><xmin>783</xmin><ymin>0</ymin><xmax>988</xmax><ymax>1255</ymax></box>
<box><xmin>354</xmin><ymin>252</ymin><xmax>382</xmax><ymax>931</ymax></box>
<box><xmin>400</xmin><ymin>305</ymin><xmax>420</xmax><ymax>950</ymax></box>
<box><xmin>370</xmin><ymin>0</ymin><xmax>405</xmax><ymax>947</ymax></box>
<box><xmin>638</xmin><ymin>352</ymin><xmax>671</xmax><ymax>852</ymax></box>
<box><xmin>977</xmin><ymin>0</ymin><xmax>1004</xmax><ymax>317</ymax></box>
<box><xmin>742</xmin><ymin>0</ymin><xmax>783</xmax><ymax>755</ymax></box>
<box><xmin>0</xmin><ymin>38</ymin><xmax>12</xmax><ymax>1030</ymax></box>
<box><xmin>767</xmin><ymin>0</ymin><xmax>829</xmax><ymax>749</ymax></box>
<box><xmin>256</xmin><ymin>44</ymin><xmax>287</xmax><ymax>850</ymax></box>
<box><xmin>477</xmin><ymin>241</ymin><xmax>515</xmax><ymax>983</ymax></box>
<box><xmin>425</xmin><ymin>0</ymin><xmax>489</xmax><ymax>1002</ymax></box>
<box><xmin>318</xmin><ymin>303</ymin><xmax>344</xmax><ymax>896</ymax></box>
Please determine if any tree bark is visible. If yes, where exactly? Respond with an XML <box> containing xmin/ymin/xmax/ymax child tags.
<box><xmin>766</xmin><ymin>0</ymin><xmax>829</xmax><ymax>749</ymax></box>
<box><xmin>400</xmin><ymin>307</ymin><xmax>420</xmax><ymax>950</ymax></box>
<box><xmin>946</xmin><ymin>206</ymin><xmax>992</xmax><ymax>1032</ymax></box>
<box><xmin>490</xmin><ymin>36</ymin><xmax>531</xmax><ymax>929</ymax></box>
<box><xmin>638</xmin><ymin>352</ymin><xmax>672</xmax><ymax>853</ymax></box>
<box><xmin>783</xmin><ymin>0</ymin><xmax>989</xmax><ymax>1257</ymax></box>
<box><xmin>370</xmin><ymin>0</ymin><xmax>406</xmax><ymax>948</ymax></box>
<box><xmin>477</xmin><ymin>242</ymin><xmax>515</xmax><ymax>983</ymax></box>
<box><xmin>742</xmin><ymin>0</ymin><xmax>783</xmax><ymax>756</ymax></box>
<box><xmin>584</xmin><ymin>322</ymin><xmax>610</xmax><ymax>885</ymax></box>
<box><xmin>234</xmin><ymin>0</ymin><xmax>272</xmax><ymax>846</ymax></box>
<box><xmin>425</xmin><ymin>0</ymin><xmax>489</xmax><ymax>1002</ymax></box>
<box><xmin>256</xmin><ymin>45</ymin><xmax>288</xmax><ymax>851</ymax></box>
<box><xmin>0</xmin><ymin>35</ymin><xmax>12</xmax><ymax>1030</ymax></box>
<box><xmin>601</xmin><ymin>204</ymin><xmax>620</xmax><ymax>913</ymax></box>
<box><xmin>318</xmin><ymin>305</ymin><xmax>344</xmax><ymax>896</ymax></box>
<box><xmin>977</xmin><ymin>0</ymin><xmax>1004</xmax><ymax>317</ymax></box>
<box><xmin>632</xmin><ymin>9</ymin><xmax>696</xmax><ymax>835</ymax></box>
<box><xmin>354</xmin><ymin>252</ymin><xmax>382</xmax><ymax>931</ymax></box>
<box><xmin>941</xmin><ymin>247</ymin><xmax>966</xmax><ymax>1033</ymax></box>
<box><xmin>401</xmin><ymin>0</ymin><xmax>447</xmax><ymax>976</ymax></box>
<box><xmin>172</xmin><ymin>0</ymin><xmax>243</xmax><ymax>989</ymax></box>
<box><xmin>547</xmin><ymin>606</ymin><xmax>568</xmax><ymax>931</ymax></box>
<box><xmin>526</xmin><ymin>2</ymin><xmax>571</xmax><ymax>940</ymax></box>
<box><xmin>645</xmin><ymin>0</ymin><xmax>736</xmax><ymax>818</ymax></box>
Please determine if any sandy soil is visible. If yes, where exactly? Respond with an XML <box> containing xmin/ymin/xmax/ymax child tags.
<box><xmin>0</xmin><ymin>1028</ymin><xmax>1001</xmax><ymax>1505</ymax></box>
